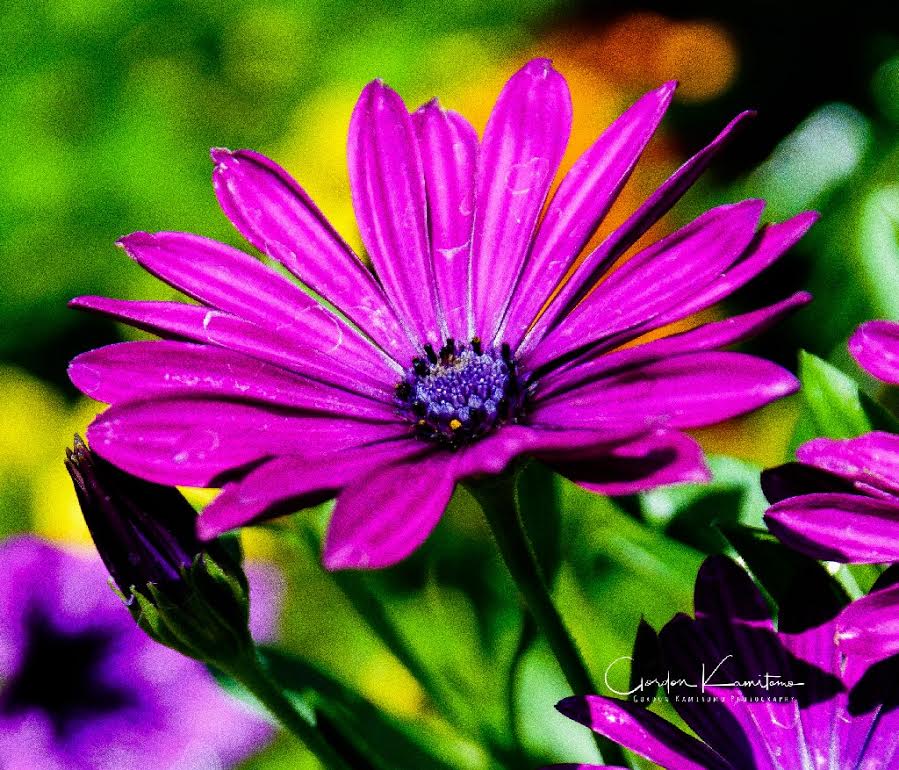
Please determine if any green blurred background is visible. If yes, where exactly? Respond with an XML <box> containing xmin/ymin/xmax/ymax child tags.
<box><xmin>3</xmin><ymin>1</ymin><xmax>897</xmax><ymax>767</ymax></box>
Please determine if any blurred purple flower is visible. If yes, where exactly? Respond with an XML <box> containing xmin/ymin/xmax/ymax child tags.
<box><xmin>0</xmin><ymin>536</ymin><xmax>275</xmax><ymax>770</ymax></box>
<box><xmin>763</xmin><ymin>318</ymin><xmax>899</xmax><ymax>665</ymax></box>
<box><xmin>552</xmin><ymin>557</ymin><xmax>899</xmax><ymax>770</ymax></box>
<box><xmin>70</xmin><ymin>58</ymin><xmax>813</xmax><ymax>570</ymax></box>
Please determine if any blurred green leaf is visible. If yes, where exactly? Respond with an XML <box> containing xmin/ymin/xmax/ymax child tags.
<box><xmin>258</xmin><ymin>646</ymin><xmax>477</xmax><ymax>770</ymax></box>
<box><xmin>516</xmin><ymin>461</ymin><xmax>563</xmax><ymax>586</ymax></box>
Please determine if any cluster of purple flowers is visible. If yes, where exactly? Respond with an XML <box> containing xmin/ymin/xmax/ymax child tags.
<box><xmin>3</xmin><ymin>59</ymin><xmax>895</xmax><ymax>768</ymax></box>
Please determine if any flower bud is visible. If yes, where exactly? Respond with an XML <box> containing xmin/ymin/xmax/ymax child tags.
<box><xmin>65</xmin><ymin>435</ymin><xmax>253</xmax><ymax>667</ymax></box>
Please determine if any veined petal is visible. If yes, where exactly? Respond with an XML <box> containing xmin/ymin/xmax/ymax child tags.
<box><xmin>556</xmin><ymin>696</ymin><xmax>732</xmax><ymax>770</ymax></box>
<box><xmin>519</xmin><ymin>110</ymin><xmax>755</xmax><ymax>355</ymax></box>
<box><xmin>531</xmin><ymin>352</ymin><xmax>798</xmax><ymax>432</ymax></box>
<box><xmin>849</xmin><ymin>320</ymin><xmax>899</xmax><ymax>385</ymax></box>
<box><xmin>197</xmin><ymin>440</ymin><xmax>428</xmax><ymax>540</ymax></box>
<box><xmin>118</xmin><ymin>231</ymin><xmax>400</xmax><ymax>375</ymax></box>
<box><xmin>528</xmin><ymin>200</ymin><xmax>765</xmax><ymax>371</ymax></box>
<box><xmin>86</xmin><ymin>398</ymin><xmax>408</xmax><ymax>487</ymax></box>
<box><xmin>471</xmin><ymin>58</ymin><xmax>572</xmax><ymax>339</ymax></box>
<box><xmin>545</xmin><ymin>430</ymin><xmax>710</xmax><ymax>496</ymax></box>
<box><xmin>211</xmin><ymin>148</ymin><xmax>413</xmax><ymax>361</ymax></box>
<box><xmin>70</xmin><ymin>296</ymin><xmax>395</xmax><ymax>399</ymax></box>
<box><xmin>796</xmin><ymin>432</ymin><xmax>899</xmax><ymax>497</ymax></box>
<box><xmin>765</xmin><ymin>493</ymin><xmax>899</xmax><ymax>562</ymax></box>
<box><xmin>348</xmin><ymin>80</ymin><xmax>441</xmax><ymax>347</ymax></box>
<box><xmin>836</xmin><ymin>584</ymin><xmax>899</xmax><ymax>663</ymax></box>
<box><xmin>413</xmin><ymin>101</ymin><xmax>478</xmax><ymax>341</ymax></box>
<box><xmin>538</xmin><ymin>292</ymin><xmax>811</xmax><ymax>399</ymax></box>
<box><xmin>500</xmin><ymin>81</ymin><xmax>676</xmax><ymax>347</ymax></box>
<box><xmin>69</xmin><ymin>341</ymin><xmax>395</xmax><ymax>421</ymax></box>
<box><xmin>323</xmin><ymin>453</ymin><xmax>457</xmax><ymax>570</ymax></box>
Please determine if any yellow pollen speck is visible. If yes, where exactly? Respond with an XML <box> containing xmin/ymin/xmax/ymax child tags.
<box><xmin>449</xmin><ymin>419</ymin><xmax>462</xmax><ymax>430</ymax></box>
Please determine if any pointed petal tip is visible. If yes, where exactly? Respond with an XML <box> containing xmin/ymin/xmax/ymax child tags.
<box><xmin>209</xmin><ymin>147</ymin><xmax>234</xmax><ymax>165</ymax></box>
<box><xmin>116</xmin><ymin>231</ymin><xmax>155</xmax><ymax>254</ymax></box>
<box><xmin>554</xmin><ymin>695</ymin><xmax>587</xmax><ymax>720</ymax></box>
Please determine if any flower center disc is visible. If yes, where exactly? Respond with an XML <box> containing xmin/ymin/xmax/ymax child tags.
<box><xmin>397</xmin><ymin>339</ymin><xmax>527</xmax><ymax>447</ymax></box>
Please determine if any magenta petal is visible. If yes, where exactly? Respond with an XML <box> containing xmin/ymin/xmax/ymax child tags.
<box><xmin>211</xmin><ymin>148</ymin><xmax>413</xmax><ymax>361</ymax></box>
<box><xmin>796</xmin><ymin>432</ymin><xmax>899</xmax><ymax>497</ymax></box>
<box><xmin>765</xmin><ymin>493</ymin><xmax>899</xmax><ymax>562</ymax></box>
<box><xmin>198</xmin><ymin>440</ymin><xmax>427</xmax><ymax>539</ymax></box>
<box><xmin>556</xmin><ymin>696</ymin><xmax>731</xmax><ymax>770</ymax></box>
<box><xmin>86</xmin><ymin>398</ymin><xmax>408</xmax><ymax>487</ymax></box>
<box><xmin>520</xmin><ymin>110</ymin><xmax>755</xmax><ymax>355</ymax></box>
<box><xmin>547</xmin><ymin>430</ymin><xmax>711</xmax><ymax>496</ymax></box>
<box><xmin>323</xmin><ymin>454</ymin><xmax>456</xmax><ymax>570</ymax></box>
<box><xmin>117</xmin><ymin>231</ymin><xmax>399</xmax><ymax>375</ymax></box>
<box><xmin>532</xmin><ymin>352</ymin><xmax>798</xmax><ymax>432</ymax></box>
<box><xmin>836</xmin><ymin>585</ymin><xmax>899</xmax><ymax>663</ymax></box>
<box><xmin>529</xmin><ymin>200</ymin><xmax>765</xmax><ymax>370</ymax></box>
<box><xmin>471</xmin><ymin>58</ymin><xmax>572</xmax><ymax>339</ymax></box>
<box><xmin>849</xmin><ymin>319</ymin><xmax>899</xmax><ymax>385</ymax></box>
<box><xmin>500</xmin><ymin>81</ymin><xmax>676</xmax><ymax>347</ymax></box>
<box><xmin>539</xmin><ymin>292</ymin><xmax>811</xmax><ymax>399</ymax></box>
<box><xmin>71</xmin><ymin>297</ymin><xmax>395</xmax><ymax>399</ymax></box>
<box><xmin>664</xmin><ymin>211</ymin><xmax>819</xmax><ymax>322</ymax></box>
<box><xmin>69</xmin><ymin>341</ymin><xmax>395</xmax><ymax>421</ymax></box>
<box><xmin>413</xmin><ymin>101</ymin><xmax>478</xmax><ymax>341</ymax></box>
<box><xmin>348</xmin><ymin>81</ymin><xmax>441</xmax><ymax>347</ymax></box>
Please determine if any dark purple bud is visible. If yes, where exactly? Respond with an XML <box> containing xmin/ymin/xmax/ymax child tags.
<box><xmin>65</xmin><ymin>435</ymin><xmax>200</xmax><ymax>595</ymax></box>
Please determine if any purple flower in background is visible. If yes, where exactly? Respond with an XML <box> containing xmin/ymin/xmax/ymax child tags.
<box><xmin>763</xmin><ymin>318</ymin><xmax>899</xmax><ymax>664</ymax></box>
<box><xmin>553</xmin><ymin>557</ymin><xmax>899</xmax><ymax>770</ymax></box>
<box><xmin>0</xmin><ymin>536</ymin><xmax>275</xmax><ymax>770</ymax></box>
<box><xmin>70</xmin><ymin>58</ymin><xmax>813</xmax><ymax>570</ymax></box>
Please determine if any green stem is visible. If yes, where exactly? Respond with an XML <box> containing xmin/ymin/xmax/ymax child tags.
<box><xmin>471</xmin><ymin>473</ymin><xmax>629</xmax><ymax>768</ymax></box>
<box><xmin>225</xmin><ymin>652</ymin><xmax>359</xmax><ymax>770</ymax></box>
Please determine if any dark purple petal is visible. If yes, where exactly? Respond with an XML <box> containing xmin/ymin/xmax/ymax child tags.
<box><xmin>760</xmin><ymin>461</ymin><xmax>858</xmax><ymax>504</ymax></box>
<box><xmin>555</xmin><ymin>696</ymin><xmax>732</xmax><ymax>770</ymax></box>
<box><xmin>70</xmin><ymin>296</ymin><xmax>395</xmax><ymax>399</ymax></box>
<box><xmin>501</xmin><ymin>81</ymin><xmax>676</xmax><ymax>347</ymax></box>
<box><xmin>849</xmin><ymin>319</ymin><xmax>899</xmax><ymax>385</ymax></box>
<box><xmin>348</xmin><ymin>80</ymin><xmax>441</xmax><ymax>347</ymax></box>
<box><xmin>796</xmin><ymin>432</ymin><xmax>899</xmax><ymax>497</ymax></box>
<box><xmin>323</xmin><ymin>454</ymin><xmax>457</xmax><ymax>570</ymax></box>
<box><xmin>519</xmin><ymin>110</ymin><xmax>756</xmax><ymax>355</ymax></box>
<box><xmin>211</xmin><ymin>148</ymin><xmax>414</xmax><ymax>360</ymax></box>
<box><xmin>532</xmin><ymin>352</ymin><xmax>798</xmax><ymax>432</ymax></box>
<box><xmin>836</xmin><ymin>584</ymin><xmax>899</xmax><ymax>663</ymax></box>
<box><xmin>86</xmin><ymin>398</ymin><xmax>409</xmax><ymax>487</ymax></box>
<box><xmin>538</xmin><ymin>292</ymin><xmax>811</xmax><ymax>399</ymax></box>
<box><xmin>198</xmin><ymin>440</ymin><xmax>429</xmax><ymax>540</ymax></box>
<box><xmin>765</xmin><ymin>493</ymin><xmax>899</xmax><ymax>562</ymax></box>
<box><xmin>528</xmin><ymin>201</ymin><xmax>765</xmax><ymax>370</ymax></box>
<box><xmin>69</xmin><ymin>341</ymin><xmax>395</xmax><ymax>421</ymax></box>
<box><xmin>471</xmin><ymin>58</ymin><xmax>572</xmax><ymax>339</ymax></box>
<box><xmin>413</xmin><ymin>101</ymin><xmax>478</xmax><ymax>341</ymax></box>
<box><xmin>545</xmin><ymin>430</ymin><xmax>710</xmax><ymax>496</ymax></box>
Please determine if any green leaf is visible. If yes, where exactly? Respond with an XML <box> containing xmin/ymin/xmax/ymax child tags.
<box><xmin>798</xmin><ymin>350</ymin><xmax>872</xmax><ymax>439</ymax></box>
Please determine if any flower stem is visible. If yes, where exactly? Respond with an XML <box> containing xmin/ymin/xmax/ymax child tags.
<box><xmin>224</xmin><ymin>652</ymin><xmax>360</xmax><ymax>770</ymax></box>
<box><xmin>471</xmin><ymin>473</ymin><xmax>629</xmax><ymax>767</ymax></box>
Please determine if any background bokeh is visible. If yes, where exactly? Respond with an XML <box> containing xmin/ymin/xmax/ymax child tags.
<box><xmin>3</xmin><ymin>1</ymin><xmax>898</xmax><ymax>767</ymax></box>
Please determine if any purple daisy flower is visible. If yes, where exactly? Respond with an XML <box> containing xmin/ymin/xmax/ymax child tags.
<box><xmin>553</xmin><ymin>556</ymin><xmax>899</xmax><ymax>770</ymax></box>
<box><xmin>0</xmin><ymin>536</ymin><xmax>275</xmax><ymax>770</ymax></box>
<box><xmin>70</xmin><ymin>59</ymin><xmax>814</xmax><ymax>570</ymax></box>
<box><xmin>763</xmin><ymin>318</ymin><xmax>899</xmax><ymax>664</ymax></box>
